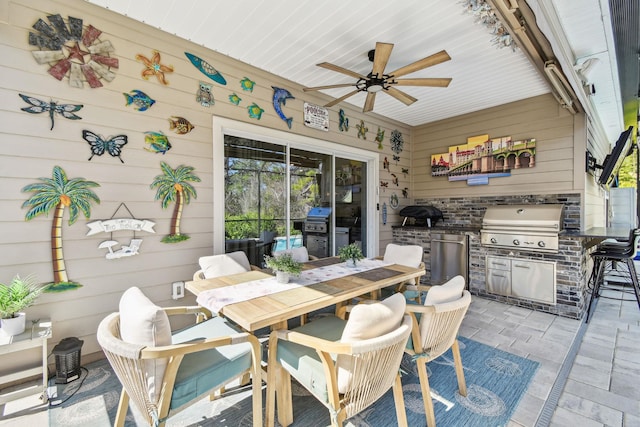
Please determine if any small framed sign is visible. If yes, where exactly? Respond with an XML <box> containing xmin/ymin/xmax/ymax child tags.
<box><xmin>303</xmin><ymin>102</ymin><xmax>329</xmax><ymax>131</ymax></box>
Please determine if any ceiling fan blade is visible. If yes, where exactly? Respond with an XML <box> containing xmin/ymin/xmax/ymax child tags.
<box><xmin>303</xmin><ymin>83</ymin><xmax>356</xmax><ymax>92</ymax></box>
<box><xmin>386</xmin><ymin>87</ymin><xmax>418</xmax><ymax>106</ymax></box>
<box><xmin>324</xmin><ymin>89</ymin><xmax>360</xmax><ymax>108</ymax></box>
<box><xmin>317</xmin><ymin>62</ymin><xmax>367</xmax><ymax>80</ymax></box>
<box><xmin>388</xmin><ymin>50</ymin><xmax>451</xmax><ymax>78</ymax></box>
<box><xmin>371</xmin><ymin>42</ymin><xmax>394</xmax><ymax>76</ymax></box>
<box><xmin>392</xmin><ymin>77</ymin><xmax>452</xmax><ymax>87</ymax></box>
<box><xmin>363</xmin><ymin>92</ymin><xmax>376</xmax><ymax>112</ymax></box>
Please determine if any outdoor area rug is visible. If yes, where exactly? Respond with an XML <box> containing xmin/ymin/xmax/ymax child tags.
<box><xmin>48</xmin><ymin>336</ymin><xmax>538</xmax><ymax>426</ymax></box>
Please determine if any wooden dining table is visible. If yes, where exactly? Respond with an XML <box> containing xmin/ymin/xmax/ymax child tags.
<box><xmin>185</xmin><ymin>257</ymin><xmax>426</xmax><ymax>332</ymax></box>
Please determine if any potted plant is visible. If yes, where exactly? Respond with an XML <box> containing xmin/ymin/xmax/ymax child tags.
<box><xmin>0</xmin><ymin>275</ymin><xmax>46</xmax><ymax>336</ymax></box>
<box><xmin>339</xmin><ymin>243</ymin><xmax>364</xmax><ymax>267</ymax></box>
<box><xmin>264</xmin><ymin>253</ymin><xmax>303</xmax><ymax>283</ymax></box>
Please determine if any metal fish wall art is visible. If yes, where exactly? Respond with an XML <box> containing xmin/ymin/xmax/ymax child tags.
<box><xmin>144</xmin><ymin>131</ymin><xmax>172</xmax><ymax>154</ymax></box>
<box><xmin>168</xmin><ymin>116</ymin><xmax>195</xmax><ymax>134</ymax></box>
<box><xmin>375</xmin><ymin>127</ymin><xmax>385</xmax><ymax>150</ymax></box>
<box><xmin>19</xmin><ymin>93</ymin><xmax>83</xmax><ymax>130</ymax></box>
<box><xmin>271</xmin><ymin>86</ymin><xmax>294</xmax><ymax>129</ymax></box>
<box><xmin>123</xmin><ymin>89</ymin><xmax>155</xmax><ymax>111</ymax></box>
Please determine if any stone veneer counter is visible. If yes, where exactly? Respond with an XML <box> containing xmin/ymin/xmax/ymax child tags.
<box><xmin>392</xmin><ymin>193</ymin><xmax>590</xmax><ymax>319</ymax></box>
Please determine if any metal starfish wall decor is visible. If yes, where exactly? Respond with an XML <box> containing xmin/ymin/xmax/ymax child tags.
<box><xmin>136</xmin><ymin>50</ymin><xmax>174</xmax><ymax>85</ymax></box>
<box><xmin>28</xmin><ymin>14</ymin><xmax>119</xmax><ymax>88</ymax></box>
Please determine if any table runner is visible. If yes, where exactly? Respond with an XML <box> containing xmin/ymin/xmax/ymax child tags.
<box><xmin>196</xmin><ymin>258</ymin><xmax>391</xmax><ymax>314</ymax></box>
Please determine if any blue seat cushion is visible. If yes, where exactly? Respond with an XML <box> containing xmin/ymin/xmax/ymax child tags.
<box><xmin>275</xmin><ymin>315</ymin><xmax>346</xmax><ymax>404</ymax></box>
<box><xmin>169</xmin><ymin>317</ymin><xmax>254</xmax><ymax>410</ymax></box>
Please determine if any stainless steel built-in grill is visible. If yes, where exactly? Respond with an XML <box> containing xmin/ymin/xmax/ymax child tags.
<box><xmin>303</xmin><ymin>207</ymin><xmax>332</xmax><ymax>258</ymax></box>
<box><xmin>480</xmin><ymin>204</ymin><xmax>564</xmax><ymax>253</ymax></box>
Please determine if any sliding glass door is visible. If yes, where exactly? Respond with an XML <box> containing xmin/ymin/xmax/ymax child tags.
<box><xmin>213</xmin><ymin>118</ymin><xmax>378</xmax><ymax>261</ymax></box>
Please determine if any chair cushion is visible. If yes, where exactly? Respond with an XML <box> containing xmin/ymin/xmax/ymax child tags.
<box><xmin>276</xmin><ymin>315</ymin><xmax>346</xmax><ymax>404</ymax></box>
<box><xmin>170</xmin><ymin>317</ymin><xmax>254</xmax><ymax>411</ymax></box>
<box><xmin>337</xmin><ymin>293</ymin><xmax>406</xmax><ymax>393</ymax></box>
<box><xmin>199</xmin><ymin>251</ymin><xmax>251</xmax><ymax>279</ymax></box>
<box><xmin>119</xmin><ymin>287</ymin><xmax>172</xmax><ymax>403</ymax></box>
<box><xmin>272</xmin><ymin>246</ymin><xmax>310</xmax><ymax>262</ymax></box>
<box><xmin>424</xmin><ymin>275</ymin><xmax>465</xmax><ymax>305</ymax></box>
<box><xmin>383</xmin><ymin>243</ymin><xmax>423</xmax><ymax>267</ymax></box>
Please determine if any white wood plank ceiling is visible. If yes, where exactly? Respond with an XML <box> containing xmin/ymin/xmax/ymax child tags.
<box><xmin>85</xmin><ymin>0</ymin><xmax>623</xmax><ymax>136</ymax></box>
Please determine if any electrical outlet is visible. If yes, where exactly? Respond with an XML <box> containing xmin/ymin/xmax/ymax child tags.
<box><xmin>172</xmin><ymin>281</ymin><xmax>184</xmax><ymax>300</ymax></box>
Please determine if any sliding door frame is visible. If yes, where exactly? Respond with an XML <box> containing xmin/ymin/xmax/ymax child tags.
<box><xmin>212</xmin><ymin>117</ymin><xmax>379</xmax><ymax>257</ymax></box>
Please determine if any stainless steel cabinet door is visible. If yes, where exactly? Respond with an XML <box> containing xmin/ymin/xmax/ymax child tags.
<box><xmin>511</xmin><ymin>259</ymin><xmax>556</xmax><ymax>304</ymax></box>
<box><xmin>486</xmin><ymin>265</ymin><xmax>511</xmax><ymax>296</ymax></box>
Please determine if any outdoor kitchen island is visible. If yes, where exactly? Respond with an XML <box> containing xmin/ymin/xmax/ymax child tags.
<box><xmin>391</xmin><ymin>194</ymin><xmax>611</xmax><ymax>320</ymax></box>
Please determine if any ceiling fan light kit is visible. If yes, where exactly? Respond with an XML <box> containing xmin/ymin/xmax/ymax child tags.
<box><xmin>303</xmin><ymin>42</ymin><xmax>452</xmax><ymax>112</ymax></box>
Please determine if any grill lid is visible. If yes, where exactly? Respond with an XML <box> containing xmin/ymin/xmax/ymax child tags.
<box><xmin>482</xmin><ymin>204</ymin><xmax>563</xmax><ymax>232</ymax></box>
<box><xmin>306</xmin><ymin>207</ymin><xmax>332</xmax><ymax>221</ymax></box>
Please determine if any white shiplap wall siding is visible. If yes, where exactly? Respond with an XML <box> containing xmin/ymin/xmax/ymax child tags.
<box><xmin>0</xmin><ymin>0</ymin><xmax>410</xmax><ymax>371</ymax></box>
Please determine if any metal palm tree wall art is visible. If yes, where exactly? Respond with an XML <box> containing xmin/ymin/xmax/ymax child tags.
<box><xmin>21</xmin><ymin>166</ymin><xmax>100</xmax><ymax>292</ymax></box>
<box><xmin>150</xmin><ymin>162</ymin><xmax>200</xmax><ymax>243</ymax></box>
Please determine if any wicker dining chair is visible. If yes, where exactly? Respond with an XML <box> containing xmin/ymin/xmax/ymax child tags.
<box><xmin>97</xmin><ymin>287</ymin><xmax>262</xmax><ymax>427</ymax></box>
<box><xmin>404</xmin><ymin>276</ymin><xmax>471</xmax><ymax>427</ymax></box>
<box><xmin>265</xmin><ymin>293</ymin><xmax>412</xmax><ymax>427</ymax></box>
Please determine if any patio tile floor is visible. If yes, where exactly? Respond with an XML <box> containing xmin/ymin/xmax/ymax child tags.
<box><xmin>1</xmin><ymin>288</ymin><xmax>639</xmax><ymax>426</ymax></box>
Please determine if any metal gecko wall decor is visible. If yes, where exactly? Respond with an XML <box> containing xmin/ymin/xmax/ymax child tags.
<box><xmin>19</xmin><ymin>93</ymin><xmax>83</xmax><ymax>130</ymax></box>
<box><xmin>86</xmin><ymin>202</ymin><xmax>155</xmax><ymax>260</ymax></box>
<box><xmin>28</xmin><ymin>14</ymin><xmax>119</xmax><ymax>88</ymax></box>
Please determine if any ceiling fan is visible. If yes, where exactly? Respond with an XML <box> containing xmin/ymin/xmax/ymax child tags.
<box><xmin>303</xmin><ymin>42</ymin><xmax>452</xmax><ymax>112</ymax></box>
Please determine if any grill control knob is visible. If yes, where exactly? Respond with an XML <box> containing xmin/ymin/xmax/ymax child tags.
<box><xmin>513</xmin><ymin>239</ymin><xmax>520</xmax><ymax>246</ymax></box>
<box><xmin>538</xmin><ymin>241</ymin><xmax>546</xmax><ymax>248</ymax></box>
<box><xmin>490</xmin><ymin>237</ymin><xmax>497</xmax><ymax>244</ymax></box>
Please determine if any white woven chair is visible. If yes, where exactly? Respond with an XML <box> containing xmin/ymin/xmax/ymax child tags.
<box><xmin>404</xmin><ymin>276</ymin><xmax>471</xmax><ymax>427</ymax></box>
<box><xmin>265</xmin><ymin>293</ymin><xmax>412</xmax><ymax>427</ymax></box>
<box><xmin>272</xmin><ymin>246</ymin><xmax>318</xmax><ymax>262</ymax></box>
<box><xmin>375</xmin><ymin>243</ymin><xmax>425</xmax><ymax>299</ymax></box>
<box><xmin>97</xmin><ymin>287</ymin><xmax>262</xmax><ymax>427</ymax></box>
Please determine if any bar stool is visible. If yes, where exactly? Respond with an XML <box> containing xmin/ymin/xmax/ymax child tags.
<box><xmin>586</xmin><ymin>228</ymin><xmax>640</xmax><ymax>322</ymax></box>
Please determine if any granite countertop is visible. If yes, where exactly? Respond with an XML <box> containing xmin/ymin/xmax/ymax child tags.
<box><xmin>562</xmin><ymin>227</ymin><xmax>631</xmax><ymax>239</ymax></box>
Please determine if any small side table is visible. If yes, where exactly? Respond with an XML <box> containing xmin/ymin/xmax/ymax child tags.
<box><xmin>0</xmin><ymin>319</ymin><xmax>52</xmax><ymax>405</ymax></box>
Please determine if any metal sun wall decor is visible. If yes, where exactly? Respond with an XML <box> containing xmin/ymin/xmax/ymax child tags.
<box><xmin>144</xmin><ymin>131</ymin><xmax>172</xmax><ymax>154</ymax></box>
<box><xmin>431</xmin><ymin>134</ymin><xmax>536</xmax><ymax>185</ymax></box>
<box><xmin>82</xmin><ymin>130</ymin><xmax>128</xmax><ymax>163</ymax></box>
<box><xmin>240</xmin><ymin>77</ymin><xmax>255</xmax><ymax>92</ymax></box>
<box><xmin>29</xmin><ymin>14</ymin><xmax>119</xmax><ymax>88</ymax></box>
<box><xmin>247</xmin><ymin>103</ymin><xmax>264</xmax><ymax>120</ymax></box>
<box><xmin>19</xmin><ymin>94</ymin><xmax>83</xmax><ymax>130</ymax></box>
<box><xmin>22</xmin><ymin>165</ymin><xmax>100</xmax><ymax>292</ymax></box>
<box><xmin>123</xmin><ymin>89</ymin><xmax>155</xmax><ymax>111</ymax></box>
<box><xmin>86</xmin><ymin>203</ymin><xmax>155</xmax><ymax>260</ymax></box>
<box><xmin>272</xmin><ymin>86</ymin><xmax>294</xmax><ymax>129</ymax></box>
<box><xmin>375</xmin><ymin>127</ymin><xmax>385</xmax><ymax>150</ymax></box>
<box><xmin>136</xmin><ymin>50</ymin><xmax>173</xmax><ymax>85</ymax></box>
<box><xmin>185</xmin><ymin>52</ymin><xmax>227</xmax><ymax>85</ymax></box>
<box><xmin>150</xmin><ymin>162</ymin><xmax>200</xmax><ymax>243</ymax></box>
<box><xmin>338</xmin><ymin>109</ymin><xmax>349</xmax><ymax>132</ymax></box>
<box><xmin>196</xmin><ymin>82</ymin><xmax>214</xmax><ymax>107</ymax></box>
<box><xmin>168</xmin><ymin>116</ymin><xmax>195</xmax><ymax>134</ymax></box>
<box><xmin>356</xmin><ymin>120</ymin><xmax>368</xmax><ymax>139</ymax></box>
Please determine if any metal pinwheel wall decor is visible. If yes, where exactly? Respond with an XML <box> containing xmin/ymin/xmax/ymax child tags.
<box><xmin>29</xmin><ymin>14</ymin><xmax>119</xmax><ymax>88</ymax></box>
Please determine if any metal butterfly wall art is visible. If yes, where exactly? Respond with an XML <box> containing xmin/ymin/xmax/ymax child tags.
<box><xmin>19</xmin><ymin>93</ymin><xmax>83</xmax><ymax>130</ymax></box>
<box><xmin>82</xmin><ymin>130</ymin><xmax>128</xmax><ymax>163</ymax></box>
